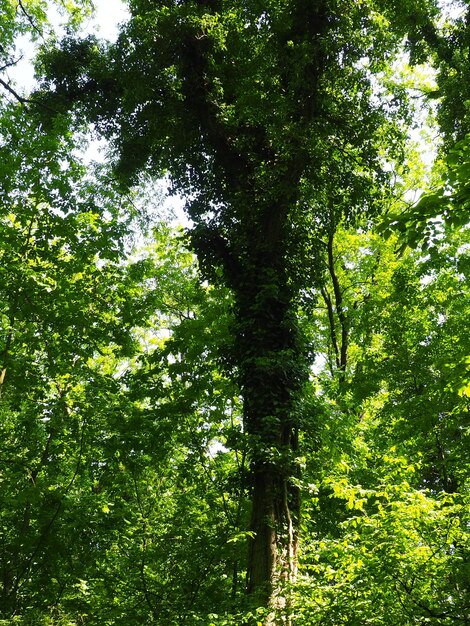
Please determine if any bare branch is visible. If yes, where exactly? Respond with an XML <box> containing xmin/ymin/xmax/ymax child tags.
<box><xmin>0</xmin><ymin>56</ymin><xmax>24</xmax><ymax>73</ymax></box>
<box><xmin>0</xmin><ymin>77</ymin><xmax>29</xmax><ymax>105</ymax></box>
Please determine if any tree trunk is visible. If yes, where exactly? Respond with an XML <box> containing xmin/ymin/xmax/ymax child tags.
<box><xmin>247</xmin><ymin>462</ymin><xmax>300</xmax><ymax>601</ymax></box>
<box><xmin>235</xmin><ymin>249</ymin><xmax>304</xmax><ymax>613</ymax></box>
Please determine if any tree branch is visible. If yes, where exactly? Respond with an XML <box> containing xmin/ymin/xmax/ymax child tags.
<box><xmin>326</xmin><ymin>230</ymin><xmax>348</xmax><ymax>378</ymax></box>
<box><xmin>0</xmin><ymin>77</ymin><xmax>29</xmax><ymax>105</ymax></box>
<box><xmin>17</xmin><ymin>0</ymin><xmax>44</xmax><ymax>40</ymax></box>
<box><xmin>320</xmin><ymin>285</ymin><xmax>340</xmax><ymax>370</ymax></box>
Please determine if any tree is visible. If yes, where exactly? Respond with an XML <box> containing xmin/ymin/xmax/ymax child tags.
<box><xmin>33</xmin><ymin>0</ymin><xmax>444</xmax><ymax>614</ymax></box>
<box><xmin>0</xmin><ymin>105</ymin><xmax>242</xmax><ymax>620</ymax></box>
<box><xmin>294</xmin><ymin>201</ymin><xmax>470</xmax><ymax>623</ymax></box>
<box><xmin>0</xmin><ymin>99</ymin><xmax>134</xmax><ymax>618</ymax></box>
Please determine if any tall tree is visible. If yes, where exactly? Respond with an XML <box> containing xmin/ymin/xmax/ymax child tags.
<box><xmin>34</xmin><ymin>0</ymin><xmax>442</xmax><ymax>612</ymax></box>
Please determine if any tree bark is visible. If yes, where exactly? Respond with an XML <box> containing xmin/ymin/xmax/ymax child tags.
<box><xmin>234</xmin><ymin>246</ymin><xmax>303</xmax><ymax>610</ymax></box>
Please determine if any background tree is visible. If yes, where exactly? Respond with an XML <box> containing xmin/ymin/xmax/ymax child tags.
<box><xmin>296</xmin><ymin>220</ymin><xmax>469</xmax><ymax>625</ymax></box>
<box><xmin>0</xmin><ymin>91</ymin><xmax>245</xmax><ymax>622</ymax></box>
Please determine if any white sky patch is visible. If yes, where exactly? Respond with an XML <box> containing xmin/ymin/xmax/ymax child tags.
<box><xmin>7</xmin><ymin>33</ymin><xmax>36</xmax><ymax>92</ymax></box>
<box><xmin>84</xmin><ymin>0</ymin><xmax>130</xmax><ymax>41</ymax></box>
<box><xmin>438</xmin><ymin>0</ymin><xmax>466</xmax><ymax>21</ymax></box>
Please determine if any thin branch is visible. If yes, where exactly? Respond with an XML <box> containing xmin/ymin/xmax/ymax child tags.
<box><xmin>17</xmin><ymin>0</ymin><xmax>44</xmax><ymax>40</ymax></box>
<box><xmin>320</xmin><ymin>285</ymin><xmax>340</xmax><ymax>370</ymax></box>
<box><xmin>327</xmin><ymin>230</ymin><xmax>348</xmax><ymax>378</ymax></box>
<box><xmin>0</xmin><ymin>77</ymin><xmax>29</xmax><ymax>105</ymax></box>
<box><xmin>0</xmin><ymin>56</ymin><xmax>24</xmax><ymax>73</ymax></box>
<box><xmin>0</xmin><ymin>77</ymin><xmax>62</xmax><ymax>114</ymax></box>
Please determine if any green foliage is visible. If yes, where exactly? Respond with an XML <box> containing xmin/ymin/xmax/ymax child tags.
<box><xmin>0</xmin><ymin>93</ymin><xmax>245</xmax><ymax>622</ymax></box>
<box><xmin>296</xmin><ymin>485</ymin><xmax>469</xmax><ymax>625</ymax></box>
<box><xmin>383</xmin><ymin>133</ymin><xmax>470</xmax><ymax>250</ymax></box>
<box><xmin>1</xmin><ymin>0</ymin><xmax>469</xmax><ymax>624</ymax></box>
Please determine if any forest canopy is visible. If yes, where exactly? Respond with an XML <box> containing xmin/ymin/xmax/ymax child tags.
<box><xmin>0</xmin><ymin>0</ymin><xmax>469</xmax><ymax>624</ymax></box>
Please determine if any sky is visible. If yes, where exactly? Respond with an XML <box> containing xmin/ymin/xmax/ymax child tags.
<box><xmin>87</xmin><ymin>0</ymin><xmax>129</xmax><ymax>39</ymax></box>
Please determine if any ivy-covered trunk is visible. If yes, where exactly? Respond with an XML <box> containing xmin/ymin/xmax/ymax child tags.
<box><xmin>235</xmin><ymin>231</ymin><xmax>305</xmax><ymax>604</ymax></box>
